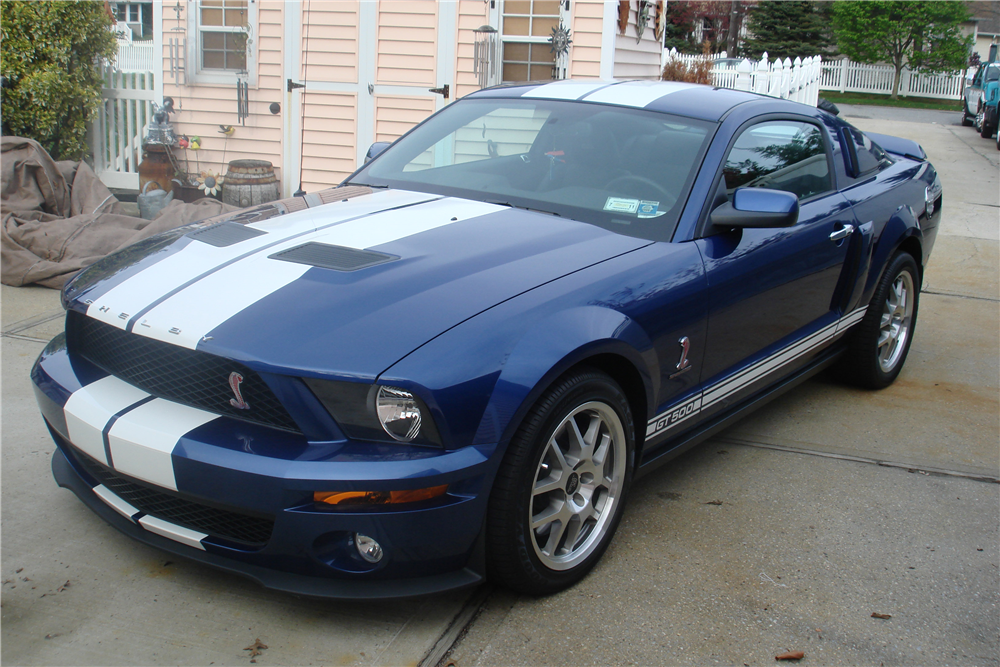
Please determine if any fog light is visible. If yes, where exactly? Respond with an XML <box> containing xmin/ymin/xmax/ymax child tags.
<box><xmin>354</xmin><ymin>533</ymin><xmax>383</xmax><ymax>563</ymax></box>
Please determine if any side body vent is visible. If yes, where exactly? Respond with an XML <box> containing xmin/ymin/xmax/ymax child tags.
<box><xmin>188</xmin><ymin>222</ymin><xmax>267</xmax><ymax>247</ymax></box>
<box><xmin>269</xmin><ymin>243</ymin><xmax>397</xmax><ymax>271</ymax></box>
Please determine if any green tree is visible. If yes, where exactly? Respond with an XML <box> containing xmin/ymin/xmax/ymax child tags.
<box><xmin>1</xmin><ymin>1</ymin><xmax>117</xmax><ymax>160</ymax></box>
<box><xmin>832</xmin><ymin>1</ymin><xmax>971</xmax><ymax>99</ymax></box>
<box><xmin>744</xmin><ymin>1</ymin><xmax>835</xmax><ymax>61</ymax></box>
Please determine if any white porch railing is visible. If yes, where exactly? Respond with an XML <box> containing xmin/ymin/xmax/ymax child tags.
<box><xmin>819</xmin><ymin>58</ymin><xmax>964</xmax><ymax>99</ymax></box>
<box><xmin>115</xmin><ymin>41</ymin><xmax>156</xmax><ymax>72</ymax></box>
<box><xmin>662</xmin><ymin>49</ymin><xmax>823</xmax><ymax>106</ymax></box>
<box><xmin>90</xmin><ymin>64</ymin><xmax>156</xmax><ymax>189</ymax></box>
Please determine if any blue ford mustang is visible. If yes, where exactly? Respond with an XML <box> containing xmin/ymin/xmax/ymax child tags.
<box><xmin>32</xmin><ymin>80</ymin><xmax>942</xmax><ymax>598</ymax></box>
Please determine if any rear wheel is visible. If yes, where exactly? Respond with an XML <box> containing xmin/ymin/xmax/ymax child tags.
<box><xmin>486</xmin><ymin>369</ymin><xmax>634</xmax><ymax>595</ymax></box>
<box><xmin>980</xmin><ymin>106</ymin><xmax>995</xmax><ymax>138</ymax></box>
<box><xmin>838</xmin><ymin>252</ymin><xmax>920</xmax><ymax>389</ymax></box>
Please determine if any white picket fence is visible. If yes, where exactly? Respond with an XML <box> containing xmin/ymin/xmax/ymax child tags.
<box><xmin>90</xmin><ymin>65</ymin><xmax>156</xmax><ymax>189</ymax></box>
<box><xmin>662</xmin><ymin>49</ymin><xmax>823</xmax><ymax>106</ymax></box>
<box><xmin>819</xmin><ymin>58</ymin><xmax>964</xmax><ymax>99</ymax></box>
<box><xmin>115</xmin><ymin>41</ymin><xmax>155</xmax><ymax>72</ymax></box>
<box><xmin>662</xmin><ymin>50</ymin><xmax>964</xmax><ymax>102</ymax></box>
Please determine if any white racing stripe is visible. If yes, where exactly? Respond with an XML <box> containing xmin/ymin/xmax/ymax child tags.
<box><xmin>93</xmin><ymin>484</ymin><xmax>140</xmax><ymax>521</ymax></box>
<box><xmin>522</xmin><ymin>80</ymin><xmax>612</xmax><ymax>100</ymax></box>
<box><xmin>647</xmin><ymin>307</ymin><xmax>870</xmax><ymax>440</ymax></box>
<box><xmin>138</xmin><ymin>515</ymin><xmax>207</xmax><ymax>550</ymax></box>
<box><xmin>583</xmin><ymin>81</ymin><xmax>699</xmax><ymax>108</ymax></box>
<box><xmin>86</xmin><ymin>189</ymin><xmax>435</xmax><ymax>331</ymax></box>
<box><xmin>63</xmin><ymin>376</ymin><xmax>150</xmax><ymax>465</ymax></box>
<box><xmin>107</xmin><ymin>398</ymin><xmax>218</xmax><ymax>491</ymax></box>
<box><xmin>135</xmin><ymin>197</ymin><xmax>506</xmax><ymax>349</ymax></box>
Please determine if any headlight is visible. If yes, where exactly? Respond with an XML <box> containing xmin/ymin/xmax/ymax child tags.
<box><xmin>375</xmin><ymin>386</ymin><xmax>422</xmax><ymax>442</ymax></box>
<box><xmin>303</xmin><ymin>378</ymin><xmax>443</xmax><ymax>447</ymax></box>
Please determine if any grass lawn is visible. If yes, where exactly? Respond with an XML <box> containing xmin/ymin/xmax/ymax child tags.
<box><xmin>818</xmin><ymin>91</ymin><xmax>961</xmax><ymax>112</ymax></box>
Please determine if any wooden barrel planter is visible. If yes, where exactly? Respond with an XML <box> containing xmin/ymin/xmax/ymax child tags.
<box><xmin>222</xmin><ymin>159</ymin><xmax>281</xmax><ymax>208</ymax></box>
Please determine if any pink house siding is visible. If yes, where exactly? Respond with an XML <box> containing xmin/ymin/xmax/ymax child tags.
<box><xmin>375</xmin><ymin>95</ymin><xmax>437</xmax><ymax>143</ymax></box>
<box><xmin>614</xmin><ymin>3</ymin><xmax>662</xmax><ymax>80</ymax></box>
<box><xmin>297</xmin><ymin>1</ymin><xmax>362</xmax><ymax>192</ymax></box>
<box><xmin>455</xmin><ymin>0</ymin><xmax>490</xmax><ymax>100</ymax></box>
<box><xmin>569</xmin><ymin>0</ymin><xmax>605</xmax><ymax>79</ymax></box>
<box><xmin>300</xmin><ymin>92</ymin><xmax>358</xmax><ymax>191</ymax></box>
<box><xmin>376</xmin><ymin>1</ymin><xmax>437</xmax><ymax>86</ymax></box>
<box><xmin>301</xmin><ymin>3</ymin><xmax>359</xmax><ymax>84</ymax></box>
<box><xmin>161</xmin><ymin>1</ymin><xmax>285</xmax><ymax>183</ymax></box>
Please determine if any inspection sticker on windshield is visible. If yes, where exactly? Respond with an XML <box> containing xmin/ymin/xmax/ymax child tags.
<box><xmin>637</xmin><ymin>201</ymin><xmax>662</xmax><ymax>218</ymax></box>
<box><xmin>604</xmin><ymin>197</ymin><xmax>640</xmax><ymax>214</ymax></box>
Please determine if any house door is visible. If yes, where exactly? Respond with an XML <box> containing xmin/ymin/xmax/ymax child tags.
<box><xmin>282</xmin><ymin>0</ymin><xmax>456</xmax><ymax>196</ymax></box>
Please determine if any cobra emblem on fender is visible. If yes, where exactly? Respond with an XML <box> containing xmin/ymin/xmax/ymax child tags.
<box><xmin>228</xmin><ymin>372</ymin><xmax>251</xmax><ymax>410</ymax></box>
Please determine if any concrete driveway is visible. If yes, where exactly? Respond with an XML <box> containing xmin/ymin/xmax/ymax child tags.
<box><xmin>2</xmin><ymin>106</ymin><xmax>997</xmax><ymax>667</ymax></box>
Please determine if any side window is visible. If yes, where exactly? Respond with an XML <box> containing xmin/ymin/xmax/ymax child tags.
<box><xmin>987</xmin><ymin>66</ymin><xmax>1000</xmax><ymax>83</ymax></box>
<box><xmin>723</xmin><ymin>121</ymin><xmax>832</xmax><ymax>200</ymax></box>
<box><xmin>845</xmin><ymin>126</ymin><xmax>891</xmax><ymax>177</ymax></box>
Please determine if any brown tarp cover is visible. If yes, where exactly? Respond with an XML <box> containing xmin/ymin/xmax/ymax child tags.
<box><xmin>2</xmin><ymin>136</ymin><xmax>237</xmax><ymax>289</ymax></box>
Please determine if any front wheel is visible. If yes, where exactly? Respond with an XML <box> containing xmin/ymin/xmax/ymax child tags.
<box><xmin>962</xmin><ymin>99</ymin><xmax>974</xmax><ymax>126</ymax></box>
<box><xmin>838</xmin><ymin>252</ymin><xmax>920</xmax><ymax>389</ymax></box>
<box><xmin>486</xmin><ymin>369</ymin><xmax>635</xmax><ymax>595</ymax></box>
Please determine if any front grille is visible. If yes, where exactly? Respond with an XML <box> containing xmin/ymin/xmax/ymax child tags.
<box><xmin>73</xmin><ymin>447</ymin><xmax>274</xmax><ymax>548</ymax></box>
<box><xmin>67</xmin><ymin>311</ymin><xmax>300</xmax><ymax>433</ymax></box>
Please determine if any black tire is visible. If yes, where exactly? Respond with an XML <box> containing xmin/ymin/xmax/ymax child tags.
<box><xmin>981</xmin><ymin>116</ymin><xmax>995</xmax><ymax>139</ymax></box>
<box><xmin>839</xmin><ymin>252</ymin><xmax>920</xmax><ymax>389</ymax></box>
<box><xmin>962</xmin><ymin>100</ymin><xmax>974</xmax><ymax>126</ymax></box>
<box><xmin>486</xmin><ymin>369</ymin><xmax>635</xmax><ymax>595</ymax></box>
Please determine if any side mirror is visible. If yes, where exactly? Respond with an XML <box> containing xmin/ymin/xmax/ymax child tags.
<box><xmin>710</xmin><ymin>187</ymin><xmax>799</xmax><ymax>229</ymax></box>
<box><xmin>365</xmin><ymin>141</ymin><xmax>391</xmax><ymax>164</ymax></box>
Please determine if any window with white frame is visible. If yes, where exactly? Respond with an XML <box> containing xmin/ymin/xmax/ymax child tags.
<box><xmin>187</xmin><ymin>0</ymin><xmax>257</xmax><ymax>84</ymax></box>
<box><xmin>500</xmin><ymin>0</ymin><xmax>568</xmax><ymax>83</ymax></box>
<box><xmin>127</xmin><ymin>4</ymin><xmax>142</xmax><ymax>23</ymax></box>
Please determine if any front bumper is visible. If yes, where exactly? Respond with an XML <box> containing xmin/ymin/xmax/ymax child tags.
<box><xmin>33</xmin><ymin>334</ymin><xmax>495</xmax><ymax>599</ymax></box>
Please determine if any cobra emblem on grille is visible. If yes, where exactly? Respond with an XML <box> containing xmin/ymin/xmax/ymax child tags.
<box><xmin>228</xmin><ymin>372</ymin><xmax>251</xmax><ymax>410</ymax></box>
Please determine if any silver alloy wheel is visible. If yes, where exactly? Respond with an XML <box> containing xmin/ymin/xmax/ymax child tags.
<box><xmin>529</xmin><ymin>401</ymin><xmax>626</xmax><ymax>571</ymax></box>
<box><xmin>878</xmin><ymin>268</ymin><xmax>915</xmax><ymax>373</ymax></box>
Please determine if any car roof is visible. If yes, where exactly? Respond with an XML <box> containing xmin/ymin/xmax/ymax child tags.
<box><xmin>465</xmin><ymin>79</ymin><xmax>803</xmax><ymax>123</ymax></box>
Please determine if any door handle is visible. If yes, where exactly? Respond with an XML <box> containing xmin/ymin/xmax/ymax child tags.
<box><xmin>829</xmin><ymin>224</ymin><xmax>854</xmax><ymax>242</ymax></box>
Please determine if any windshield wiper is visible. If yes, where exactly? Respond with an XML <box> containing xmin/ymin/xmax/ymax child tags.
<box><xmin>485</xmin><ymin>200</ymin><xmax>561</xmax><ymax>217</ymax></box>
<box><xmin>346</xmin><ymin>181</ymin><xmax>389</xmax><ymax>189</ymax></box>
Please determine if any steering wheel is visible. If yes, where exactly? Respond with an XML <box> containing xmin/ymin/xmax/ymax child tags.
<box><xmin>604</xmin><ymin>174</ymin><xmax>675</xmax><ymax>208</ymax></box>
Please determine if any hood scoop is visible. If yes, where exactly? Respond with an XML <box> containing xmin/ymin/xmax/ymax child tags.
<box><xmin>269</xmin><ymin>242</ymin><xmax>398</xmax><ymax>272</ymax></box>
<box><xmin>188</xmin><ymin>221</ymin><xmax>267</xmax><ymax>247</ymax></box>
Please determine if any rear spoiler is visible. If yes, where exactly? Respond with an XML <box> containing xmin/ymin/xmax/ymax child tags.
<box><xmin>865</xmin><ymin>132</ymin><xmax>927</xmax><ymax>161</ymax></box>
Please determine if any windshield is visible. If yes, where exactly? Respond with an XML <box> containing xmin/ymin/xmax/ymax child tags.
<box><xmin>350</xmin><ymin>98</ymin><xmax>714</xmax><ymax>242</ymax></box>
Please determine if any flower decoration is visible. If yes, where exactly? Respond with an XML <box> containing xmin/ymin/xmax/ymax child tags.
<box><xmin>197</xmin><ymin>170</ymin><xmax>223</xmax><ymax>196</ymax></box>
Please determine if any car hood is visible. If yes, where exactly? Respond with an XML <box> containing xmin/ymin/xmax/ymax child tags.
<box><xmin>69</xmin><ymin>189</ymin><xmax>650</xmax><ymax>379</ymax></box>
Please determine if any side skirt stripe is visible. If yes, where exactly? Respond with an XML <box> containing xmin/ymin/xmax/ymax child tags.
<box><xmin>646</xmin><ymin>307</ymin><xmax>868</xmax><ymax>440</ymax></box>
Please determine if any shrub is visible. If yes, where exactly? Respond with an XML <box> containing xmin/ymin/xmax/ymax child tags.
<box><xmin>661</xmin><ymin>41</ymin><xmax>713</xmax><ymax>84</ymax></box>
<box><xmin>1</xmin><ymin>1</ymin><xmax>117</xmax><ymax>160</ymax></box>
